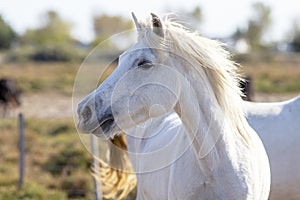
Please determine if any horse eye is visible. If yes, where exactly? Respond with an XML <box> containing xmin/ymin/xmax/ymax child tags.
<box><xmin>137</xmin><ymin>60</ymin><xmax>153</xmax><ymax>68</ymax></box>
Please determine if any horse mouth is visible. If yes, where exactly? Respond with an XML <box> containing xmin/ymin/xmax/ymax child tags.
<box><xmin>99</xmin><ymin>117</ymin><xmax>115</xmax><ymax>133</ymax></box>
<box><xmin>77</xmin><ymin>115</ymin><xmax>116</xmax><ymax>139</ymax></box>
<box><xmin>77</xmin><ymin>115</ymin><xmax>115</xmax><ymax>137</ymax></box>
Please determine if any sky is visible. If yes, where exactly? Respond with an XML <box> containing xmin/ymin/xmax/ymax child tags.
<box><xmin>0</xmin><ymin>0</ymin><xmax>299</xmax><ymax>43</ymax></box>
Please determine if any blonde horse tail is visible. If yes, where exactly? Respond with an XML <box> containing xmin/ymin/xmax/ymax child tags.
<box><xmin>92</xmin><ymin>134</ymin><xmax>137</xmax><ymax>200</ymax></box>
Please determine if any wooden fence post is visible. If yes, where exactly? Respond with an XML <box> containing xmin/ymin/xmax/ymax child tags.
<box><xmin>90</xmin><ymin>134</ymin><xmax>102</xmax><ymax>200</ymax></box>
<box><xmin>18</xmin><ymin>113</ymin><xmax>25</xmax><ymax>189</ymax></box>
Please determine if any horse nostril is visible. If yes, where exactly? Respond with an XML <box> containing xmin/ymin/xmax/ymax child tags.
<box><xmin>81</xmin><ymin>106</ymin><xmax>92</xmax><ymax>122</ymax></box>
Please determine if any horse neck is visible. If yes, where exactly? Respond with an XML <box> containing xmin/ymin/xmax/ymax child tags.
<box><xmin>126</xmin><ymin>113</ymin><xmax>171</xmax><ymax>151</ymax></box>
<box><xmin>125</xmin><ymin>113</ymin><xmax>181</xmax><ymax>173</ymax></box>
<box><xmin>173</xmin><ymin>66</ymin><xmax>244</xmax><ymax>171</ymax></box>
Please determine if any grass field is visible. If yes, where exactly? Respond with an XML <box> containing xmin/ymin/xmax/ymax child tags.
<box><xmin>0</xmin><ymin>62</ymin><xmax>78</xmax><ymax>95</ymax></box>
<box><xmin>241</xmin><ymin>55</ymin><xmax>300</xmax><ymax>93</ymax></box>
<box><xmin>0</xmin><ymin>118</ymin><xmax>94</xmax><ymax>200</ymax></box>
<box><xmin>0</xmin><ymin>61</ymin><xmax>116</xmax><ymax>96</ymax></box>
<box><xmin>0</xmin><ymin>61</ymin><xmax>121</xmax><ymax>199</ymax></box>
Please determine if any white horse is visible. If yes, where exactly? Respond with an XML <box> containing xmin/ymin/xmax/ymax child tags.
<box><xmin>91</xmin><ymin>94</ymin><xmax>299</xmax><ymax>200</ymax></box>
<box><xmin>77</xmin><ymin>13</ymin><xmax>270</xmax><ymax>199</ymax></box>
<box><xmin>244</xmin><ymin>95</ymin><xmax>300</xmax><ymax>200</ymax></box>
<box><xmin>89</xmin><ymin>96</ymin><xmax>299</xmax><ymax>199</ymax></box>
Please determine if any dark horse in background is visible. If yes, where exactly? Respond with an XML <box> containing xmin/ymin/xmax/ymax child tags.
<box><xmin>0</xmin><ymin>78</ymin><xmax>22</xmax><ymax>117</ymax></box>
<box><xmin>240</xmin><ymin>76</ymin><xmax>253</xmax><ymax>101</ymax></box>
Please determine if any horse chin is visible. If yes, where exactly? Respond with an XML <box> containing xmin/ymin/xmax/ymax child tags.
<box><xmin>92</xmin><ymin>123</ymin><xmax>122</xmax><ymax>140</ymax></box>
<box><xmin>90</xmin><ymin>126</ymin><xmax>107</xmax><ymax>139</ymax></box>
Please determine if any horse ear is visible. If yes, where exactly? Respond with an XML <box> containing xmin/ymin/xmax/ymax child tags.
<box><xmin>151</xmin><ymin>13</ymin><xmax>164</xmax><ymax>37</ymax></box>
<box><xmin>131</xmin><ymin>12</ymin><xmax>141</xmax><ymax>29</ymax></box>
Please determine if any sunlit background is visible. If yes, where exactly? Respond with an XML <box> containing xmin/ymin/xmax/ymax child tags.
<box><xmin>0</xmin><ymin>0</ymin><xmax>300</xmax><ymax>199</ymax></box>
<box><xmin>1</xmin><ymin>0</ymin><xmax>300</xmax><ymax>43</ymax></box>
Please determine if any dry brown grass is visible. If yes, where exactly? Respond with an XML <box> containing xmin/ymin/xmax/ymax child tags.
<box><xmin>0</xmin><ymin>62</ymin><xmax>78</xmax><ymax>95</ymax></box>
<box><xmin>239</xmin><ymin>53</ymin><xmax>300</xmax><ymax>93</ymax></box>
<box><xmin>0</xmin><ymin>61</ymin><xmax>117</xmax><ymax>96</ymax></box>
<box><xmin>0</xmin><ymin>118</ymin><xmax>93</xmax><ymax>200</ymax></box>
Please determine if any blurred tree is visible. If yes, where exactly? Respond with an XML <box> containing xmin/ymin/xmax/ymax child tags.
<box><xmin>93</xmin><ymin>14</ymin><xmax>132</xmax><ymax>46</ymax></box>
<box><xmin>290</xmin><ymin>22</ymin><xmax>300</xmax><ymax>52</ymax></box>
<box><xmin>245</xmin><ymin>2</ymin><xmax>272</xmax><ymax>51</ymax></box>
<box><xmin>234</xmin><ymin>2</ymin><xmax>272</xmax><ymax>52</ymax></box>
<box><xmin>0</xmin><ymin>15</ymin><xmax>16</xmax><ymax>50</ymax></box>
<box><xmin>187</xmin><ymin>6</ymin><xmax>203</xmax><ymax>30</ymax></box>
<box><xmin>191</xmin><ymin>6</ymin><xmax>203</xmax><ymax>26</ymax></box>
<box><xmin>20</xmin><ymin>11</ymin><xmax>78</xmax><ymax>61</ymax></box>
<box><xmin>21</xmin><ymin>11</ymin><xmax>73</xmax><ymax>47</ymax></box>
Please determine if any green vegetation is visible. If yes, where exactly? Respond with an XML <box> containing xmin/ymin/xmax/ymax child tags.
<box><xmin>232</xmin><ymin>2</ymin><xmax>272</xmax><ymax>52</ymax></box>
<box><xmin>9</xmin><ymin>11</ymin><xmax>84</xmax><ymax>62</ymax></box>
<box><xmin>0</xmin><ymin>15</ymin><xmax>17</xmax><ymax>50</ymax></box>
<box><xmin>0</xmin><ymin>182</ymin><xmax>67</xmax><ymax>200</ymax></box>
<box><xmin>0</xmin><ymin>118</ymin><xmax>94</xmax><ymax>199</ymax></box>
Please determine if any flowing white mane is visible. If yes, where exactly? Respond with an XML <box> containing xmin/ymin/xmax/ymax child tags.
<box><xmin>138</xmin><ymin>16</ymin><xmax>251</xmax><ymax>143</ymax></box>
